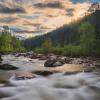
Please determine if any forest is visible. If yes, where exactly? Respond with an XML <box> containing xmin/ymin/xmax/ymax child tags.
<box><xmin>0</xmin><ymin>9</ymin><xmax>100</xmax><ymax>56</ymax></box>
<box><xmin>0</xmin><ymin>29</ymin><xmax>25</xmax><ymax>54</ymax></box>
<box><xmin>23</xmin><ymin>10</ymin><xmax>100</xmax><ymax>56</ymax></box>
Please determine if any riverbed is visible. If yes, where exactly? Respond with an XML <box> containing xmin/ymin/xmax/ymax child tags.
<box><xmin>1</xmin><ymin>55</ymin><xmax>92</xmax><ymax>72</ymax></box>
<box><xmin>0</xmin><ymin>55</ymin><xmax>100</xmax><ymax>100</ymax></box>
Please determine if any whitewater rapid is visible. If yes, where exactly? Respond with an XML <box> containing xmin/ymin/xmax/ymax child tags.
<box><xmin>0</xmin><ymin>55</ymin><xmax>100</xmax><ymax>100</ymax></box>
<box><xmin>0</xmin><ymin>72</ymin><xmax>100</xmax><ymax>100</ymax></box>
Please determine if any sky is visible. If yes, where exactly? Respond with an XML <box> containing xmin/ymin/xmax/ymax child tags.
<box><xmin>0</xmin><ymin>0</ymin><xmax>99</xmax><ymax>38</ymax></box>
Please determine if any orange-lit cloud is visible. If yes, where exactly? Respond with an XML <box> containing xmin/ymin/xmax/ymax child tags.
<box><xmin>0</xmin><ymin>0</ymin><xmax>91</xmax><ymax>38</ymax></box>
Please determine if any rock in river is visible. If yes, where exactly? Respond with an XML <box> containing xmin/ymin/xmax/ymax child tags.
<box><xmin>44</xmin><ymin>58</ymin><xmax>64</xmax><ymax>67</ymax></box>
<box><xmin>0</xmin><ymin>71</ymin><xmax>13</xmax><ymax>84</ymax></box>
<box><xmin>53</xmin><ymin>61</ymin><xmax>63</xmax><ymax>66</ymax></box>
<box><xmin>0</xmin><ymin>64</ymin><xmax>18</xmax><ymax>70</ymax></box>
<box><xmin>33</xmin><ymin>70</ymin><xmax>59</xmax><ymax>76</ymax></box>
<box><xmin>0</xmin><ymin>54</ymin><xmax>2</xmax><ymax>63</ymax></box>
<box><xmin>44</xmin><ymin>58</ymin><xmax>57</xmax><ymax>67</ymax></box>
<box><xmin>15</xmin><ymin>72</ymin><xmax>36</xmax><ymax>80</ymax></box>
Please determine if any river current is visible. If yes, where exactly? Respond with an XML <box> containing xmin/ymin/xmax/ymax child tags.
<box><xmin>0</xmin><ymin>55</ymin><xmax>100</xmax><ymax>100</ymax></box>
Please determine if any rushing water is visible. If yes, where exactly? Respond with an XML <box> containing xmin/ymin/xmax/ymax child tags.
<box><xmin>0</xmin><ymin>72</ymin><xmax>100</xmax><ymax>100</ymax></box>
<box><xmin>0</xmin><ymin>55</ymin><xmax>100</xmax><ymax>100</ymax></box>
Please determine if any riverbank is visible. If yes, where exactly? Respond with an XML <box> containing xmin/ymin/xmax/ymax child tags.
<box><xmin>0</xmin><ymin>53</ymin><xmax>100</xmax><ymax>83</ymax></box>
<box><xmin>1</xmin><ymin>54</ymin><xmax>100</xmax><ymax>73</ymax></box>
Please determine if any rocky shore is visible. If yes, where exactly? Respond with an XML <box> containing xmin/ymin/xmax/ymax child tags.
<box><xmin>15</xmin><ymin>52</ymin><xmax>100</xmax><ymax>69</ymax></box>
<box><xmin>0</xmin><ymin>52</ymin><xmax>99</xmax><ymax>84</ymax></box>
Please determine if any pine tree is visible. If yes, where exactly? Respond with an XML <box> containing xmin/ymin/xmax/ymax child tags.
<box><xmin>79</xmin><ymin>22</ymin><xmax>96</xmax><ymax>55</ymax></box>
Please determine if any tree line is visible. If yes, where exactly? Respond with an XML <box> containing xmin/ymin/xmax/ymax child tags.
<box><xmin>0</xmin><ymin>30</ymin><xmax>25</xmax><ymax>54</ymax></box>
<box><xmin>0</xmin><ymin>10</ymin><xmax>100</xmax><ymax>56</ymax></box>
<box><xmin>31</xmin><ymin>10</ymin><xmax>100</xmax><ymax>56</ymax></box>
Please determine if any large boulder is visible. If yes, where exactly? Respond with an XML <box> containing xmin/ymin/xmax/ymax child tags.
<box><xmin>15</xmin><ymin>72</ymin><xmax>36</xmax><ymax>80</ymax></box>
<box><xmin>39</xmin><ymin>56</ymin><xmax>48</xmax><ymax>60</ymax></box>
<box><xmin>0</xmin><ymin>64</ymin><xmax>18</xmax><ymax>70</ymax></box>
<box><xmin>53</xmin><ymin>61</ymin><xmax>63</xmax><ymax>66</ymax></box>
<box><xmin>30</xmin><ymin>53</ymin><xmax>38</xmax><ymax>59</ymax></box>
<box><xmin>44</xmin><ymin>57</ymin><xmax>64</xmax><ymax>67</ymax></box>
<box><xmin>50</xmin><ymin>55</ymin><xmax>57</xmax><ymax>60</ymax></box>
<box><xmin>33</xmin><ymin>71</ymin><xmax>59</xmax><ymax>76</ymax></box>
<box><xmin>57</xmin><ymin>56</ymin><xmax>67</xmax><ymax>64</ymax></box>
<box><xmin>44</xmin><ymin>58</ymin><xmax>57</xmax><ymax>67</ymax></box>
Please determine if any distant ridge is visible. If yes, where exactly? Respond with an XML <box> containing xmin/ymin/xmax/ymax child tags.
<box><xmin>23</xmin><ymin>3</ymin><xmax>100</xmax><ymax>49</ymax></box>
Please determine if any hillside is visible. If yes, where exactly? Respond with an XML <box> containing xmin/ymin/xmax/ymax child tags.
<box><xmin>23</xmin><ymin>3</ymin><xmax>100</xmax><ymax>51</ymax></box>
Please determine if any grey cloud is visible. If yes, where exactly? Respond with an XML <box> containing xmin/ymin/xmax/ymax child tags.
<box><xmin>66</xmin><ymin>8</ymin><xmax>75</xmax><ymax>17</ymax></box>
<box><xmin>0</xmin><ymin>5</ymin><xmax>26</xmax><ymax>14</ymax></box>
<box><xmin>34</xmin><ymin>1</ymin><xmax>64</xmax><ymax>9</ymax></box>
<box><xmin>66</xmin><ymin>8</ymin><xmax>75</xmax><ymax>12</ymax></box>
<box><xmin>0</xmin><ymin>17</ymin><xmax>18</xmax><ymax>23</ymax></box>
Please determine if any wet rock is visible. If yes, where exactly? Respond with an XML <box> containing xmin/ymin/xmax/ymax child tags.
<box><xmin>15</xmin><ymin>53</ymin><xmax>21</xmax><ymax>57</ymax></box>
<box><xmin>44</xmin><ymin>58</ymin><xmax>57</xmax><ymax>67</ymax></box>
<box><xmin>30</xmin><ymin>53</ymin><xmax>38</xmax><ymax>59</ymax></box>
<box><xmin>15</xmin><ymin>72</ymin><xmax>36</xmax><ymax>80</ymax></box>
<box><xmin>57</xmin><ymin>57</ymin><xmax>66</xmax><ymax>64</ymax></box>
<box><xmin>53</xmin><ymin>61</ymin><xmax>63</xmax><ymax>67</ymax></box>
<box><xmin>95</xmin><ymin>64</ymin><xmax>100</xmax><ymax>68</ymax></box>
<box><xmin>0</xmin><ymin>54</ymin><xmax>2</xmax><ymax>63</ymax></box>
<box><xmin>24</xmin><ymin>51</ymin><xmax>34</xmax><ymax>57</ymax></box>
<box><xmin>83</xmin><ymin>67</ymin><xmax>93</xmax><ymax>72</ymax></box>
<box><xmin>37</xmin><ymin>54</ymin><xmax>44</xmax><ymax>58</ymax></box>
<box><xmin>65</xmin><ymin>57</ymin><xmax>73</xmax><ymax>64</ymax></box>
<box><xmin>71</xmin><ymin>58</ymin><xmax>84</xmax><ymax>64</ymax></box>
<box><xmin>0</xmin><ymin>64</ymin><xmax>18</xmax><ymax>70</ymax></box>
<box><xmin>50</xmin><ymin>55</ymin><xmax>57</xmax><ymax>60</ymax></box>
<box><xmin>0</xmin><ymin>71</ymin><xmax>13</xmax><ymax>84</ymax></box>
<box><xmin>44</xmin><ymin>56</ymin><xmax>66</xmax><ymax>67</ymax></box>
<box><xmin>38</xmin><ymin>55</ymin><xmax>48</xmax><ymax>60</ymax></box>
<box><xmin>64</xmin><ymin>72</ymin><xmax>79</xmax><ymax>75</ymax></box>
<box><xmin>33</xmin><ymin>71</ymin><xmax>59</xmax><ymax>76</ymax></box>
<box><xmin>15</xmin><ymin>53</ymin><xmax>23</xmax><ymax>57</ymax></box>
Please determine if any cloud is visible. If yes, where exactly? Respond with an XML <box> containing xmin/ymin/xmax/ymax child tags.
<box><xmin>0</xmin><ymin>17</ymin><xmax>18</xmax><ymax>23</ymax></box>
<box><xmin>34</xmin><ymin>1</ymin><xmax>64</xmax><ymax>9</ymax></box>
<box><xmin>0</xmin><ymin>4</ymin><xmax>26</xmax><ymax>14</ymax></box>
<box><xmin>66</xmin><ymin>8</ymin><xmax>75</xmax><ymax>16</ymax></box>
<box><xmin>0</xmin><ymin>0</ymin><xmax>92</xmax><ymax>38</ymax></box>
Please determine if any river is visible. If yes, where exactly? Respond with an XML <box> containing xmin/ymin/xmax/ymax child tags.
<box><xmin>0</xmin><ymin>55</ymin><xmax>100</xmax><ymax>100</ymax></box>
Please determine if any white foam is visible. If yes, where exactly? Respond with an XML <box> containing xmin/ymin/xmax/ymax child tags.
<box><xmin>0</xmin><ymin>72</ymin><xmax>100</xmax><ymax>100</ymax></box>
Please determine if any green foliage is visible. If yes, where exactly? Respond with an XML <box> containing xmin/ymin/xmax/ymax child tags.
<box><xmin>0</xmin><ymin>30</ymin><xmax>25</xmax><ymax>53</ymax></box>
<box><xmin>34</xmin><ymin>39</ymin><xmax>53</xmax><ymax>54</ymax></box>
<box><xmin>52</xmin><ymin>47</ymin><xmax>63</xmax><ymax>55</ymax></box>
<box><xmin>23</xmin><ymin>10</ymin><xmax>100</xmax><ymax>56</ymax></box>
<box><xmin>42</xmin><ymin>39</ymin><xmax>53</xmax><ymax>53</ymax></box>
<box><xmin>58</xmin><ymin>45</ymin><xmax>81</xmax><ymax>56</ymax></box>
<box><xmin>79</xmin><ymin>22</ymin><xmax>96</xmax><ymax>55</ymax></box>
<box><xmin>34</xmin><ymin>48</ymin><xmax>44</xmax><ymax>54</ymax></box>
<box><xmin>0</xmin><ymin>30</ymin><xmax>13</xmax><ymax>53</ymax></box>
<box><xmin>12</xmin><ymin>36</ymin><xmax>26</xmax><ymax>52</ymax></box>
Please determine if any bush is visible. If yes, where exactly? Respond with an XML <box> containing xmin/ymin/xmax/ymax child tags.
<box><xmin>52</xmin><ymin>47</ymin><xmax>63</xmax><ymax>55</ymax></box>
<box><xmin>34</xmin><ymin>48</ymin><xmax>44</xmax><ymax>54</ymax></box>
